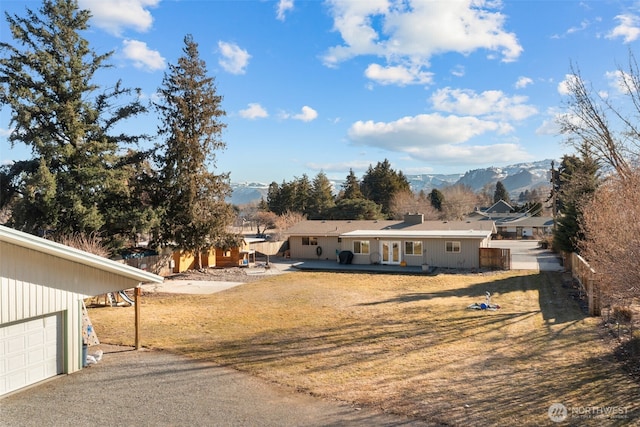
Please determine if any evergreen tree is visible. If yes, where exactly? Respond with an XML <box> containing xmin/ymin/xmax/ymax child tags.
<box><xmin>429</xmin><ymin>189</ymin><xmax>445</xmax><ymax>211</ymax></box>
<box><xmin>340</xmin><ymin>169</ymin><xmax>363</xmax><ymax>200</ymax></box>
<box><xmin>360</xmin><ymin>159</ymin><xmax>410</xmax><ymax>217</ymax></box>
<box><xmin>308</xmin><ymin>172</ymin><xmax>336</xmax><ymax>219</ymax></box>
<box><xmin>553</xmin><ymin>153</ymin><xmax>599</xmax><ymax>253</ymax></box>
<box><xmin>154</xmin><ymin>34</ymin><xmax>234</xmax><ymax>268</ymax></box>
<box><xmin>257</xmin><ymin>197</ymin><xmax>269</xmax><ymax>212</ymax></box>
<box><xmin>267</xmin><ymin>180</ymin><xmax>296</xmax><ymax>215</ymax></box>
<box><xmin>328</xmin><ymin>198</ymin><xmax>383</xmax><ymax>220</ymax></box>
<box><xmin>293</xmin><ymin>174</ymin><xmax>312</xmax><ymax>215</ymax></box>
<box><xmin>0</xmin><ymin>0</ymin><xmax>149</xmax><ymax>245</ymax></box>
<box><xmin>266</xmin><ymin>182</ymin><xmax>282</xmax><ymax>214</ymax></box>
<box><xmin>493</xmin><ymin>181</ymin><xmax>510</xmax><ymax>204</ymax></box>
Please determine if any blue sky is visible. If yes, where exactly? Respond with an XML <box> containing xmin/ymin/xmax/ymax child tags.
<box><xmin>2</xmin><ymin>0</ymin><xmax>639</xmax><ymax>183</ymax></box>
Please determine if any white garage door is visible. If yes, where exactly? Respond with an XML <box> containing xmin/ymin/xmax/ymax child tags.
<box><xmin>0</xmin><ymin>313</ymin><xmax>63</xmax><ymax>396</ymax></box>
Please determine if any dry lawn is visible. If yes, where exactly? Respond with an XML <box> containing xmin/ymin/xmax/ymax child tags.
<box><xmin>88</xmin><ymin>270</ymin><xmax>640</xmax><ymax>426</ymax></box>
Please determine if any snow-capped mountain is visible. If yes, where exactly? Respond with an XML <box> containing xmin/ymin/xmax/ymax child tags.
<box><xmin>228</xmin><ymin>159</ymin><xmax>555</xmax><ymax>205</ymax></box>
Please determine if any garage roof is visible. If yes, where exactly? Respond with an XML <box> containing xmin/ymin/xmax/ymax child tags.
<box><xmin>0</xmin><ymin>225</ymin><xmax>163</xmax><ymax>284</ymax></box>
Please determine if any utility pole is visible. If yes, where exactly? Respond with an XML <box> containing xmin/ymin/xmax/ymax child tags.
<box><xmin>550</xmin><ymin>160</ymin><xmax>558</xmax><ymax>231</ymax></box>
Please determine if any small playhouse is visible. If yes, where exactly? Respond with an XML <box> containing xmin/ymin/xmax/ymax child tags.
<box><xmin>170</xmin><ymin>238</ymin><xmax>256</xmax><ymax>273</ymax></box>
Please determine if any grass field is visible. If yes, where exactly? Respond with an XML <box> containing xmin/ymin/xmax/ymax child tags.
<box><xmin>88</xmin><ymin>270</ymin><xmax>639</xmax><ymax>426</ymax></box>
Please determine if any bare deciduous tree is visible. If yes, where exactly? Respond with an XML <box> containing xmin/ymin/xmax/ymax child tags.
<box><xmin>389</xmin><ymin>190</ymin><xmax>439</xmax><ymax>220</ymax></box>
<box><xmin>579</xmin><ymin>169</ymin><xmax>640</xmax><ymax>304</ymax></box>
<box><xmin>440</xmin><ymin>185</ymin><xmax>480</xmax><ymax>220</ymax></box>
<box><xmin>557</xmin><ymin>57</ymin><xmax>640</xmax><ymax>180</ymax></box>
<box><xmin>251</xmin><ymin>211</ymin><xmax>278</xmax><ymax>236</ymax></box>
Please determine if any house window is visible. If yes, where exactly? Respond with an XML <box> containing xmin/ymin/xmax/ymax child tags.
<box><xmin>445</xmin><ymin>241</ymin><xmax>461</xmax><ymax>253</ymax></box>
<box><xmin>353</xmin><ymin>240</ymin><xmax>370</xmax><ymax>254</ymax></box>
<box><xmin>405</xmin><ymin>241</ymin><xmax>423</xmax><ymax>255</ymax></box>
<box><xmin>224</xmin><ymin>250</ymin><xmax>231</xmax><ymax>257</ymax></box>
<box><xmin>302</xmin><ymin>237</ymin><xmax>318</xmax><ymax>246</ymax></box>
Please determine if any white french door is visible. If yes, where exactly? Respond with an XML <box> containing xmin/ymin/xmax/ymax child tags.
<box><xmin>380</xmin><ymin>241</ymin><xmax>401</xmax><ymax>265</ymax></box>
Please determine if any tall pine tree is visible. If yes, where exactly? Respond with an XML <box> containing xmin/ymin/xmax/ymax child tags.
<box><xmin>360</xmin><ymin>159</ymin><xmax>410</xmax><ymax>217</ymax></box>
<box><xmin>154</xmin><ymin>34</ymin><xmax>234</xmax><ymax>268</ymax></box>
<box><xmin>0</xmin><ymin>0</ymin><xmax>149</xmax><ymax>245</ymax></box>
<box><xmin>553</xmin><ymin>153</ymin><xmax>599</xmax><ymax>253</ymax></box>
<box><xmin>493</xmin><ymin>181</ymin><xmax>510</xmax><ymax>204</ymax></box>
<box><xmin>308</xmin><ymin>172</ymin><xmax>335</xmax><ymax>219</ymax></box>
<box><xmin>339</xmin><ymin>169</ymin><xmax>363</xmax><ymax>200</ymax></box>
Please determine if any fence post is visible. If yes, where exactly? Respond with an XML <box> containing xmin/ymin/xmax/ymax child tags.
<box><xmin>587</xmin><ymin>278</ymin><xmax>595</xmax><ymax>316</ymax></box>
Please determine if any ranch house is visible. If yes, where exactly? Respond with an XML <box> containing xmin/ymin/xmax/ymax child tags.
<box><xmin>285</xmin><ymin>214</ymin><xmax>495</xmax><ymax>270</ymax></box>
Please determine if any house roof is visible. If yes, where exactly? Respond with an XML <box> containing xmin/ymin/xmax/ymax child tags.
<box><xmin>285</xmin><ymin>219</ymin><xmax>496</xmax><ymax>236</ymax></box>
<box><xmin>0</xmin><ymin>225</ymin><xmax>163</xmax><ymax>284</ymax></box>
<box><xmin>486</xmin><ymin>199</ymin><xmax>513</xmax><ymax>213</ymax></box>
<box><xmin>468</xmin><ymin>212</ymin><xmax>554</xmax><ymax>227</ymax></box>
<box><xmin>341</xmin><ymin>229</ymin><xmax>493</xmax><ymax>239</ymax></box>
<box><xmin>494</xmin><ymin>216</ymin><xmax>554</xmax><ymax>227</ymax></box>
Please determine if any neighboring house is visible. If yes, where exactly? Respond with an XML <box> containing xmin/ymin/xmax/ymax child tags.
<box><xmin>0</xmin><ymin>225</ymin><xmax>163</xmax><ymax>397</ymax></box>
<box><xmin>469</xmin><ymin>200</ymin><xmax>554</xmax><ymax>238</ymax></box>
<box><xmin>285</xmin><ymin>214</ymin><xmax>495</xmax><ymax>269</ymax></box>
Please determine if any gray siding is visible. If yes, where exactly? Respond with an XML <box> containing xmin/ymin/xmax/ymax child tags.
<box><xmin>288</xmin><ymin>236</ymin><xmax>341</xmax><ymax>261</ymax></box>
<box><xmin>421</xmin><ymin>238</ymin><xmax>482</xmax><ymax>269</ymax></box>
<box><xmin>296</xmin><ymin>236</ymin><xmax>489</xmax><ymax>269</ymax></box>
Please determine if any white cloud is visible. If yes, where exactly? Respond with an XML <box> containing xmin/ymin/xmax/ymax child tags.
<box><xmin>348</xmin><ymin>113</ymin><xmax>499</xmax><ymax>148</ymax></box>
<box><xmin>79</xmin><ymin>0</ymin><xmax>159</xmax><ymax>36</ymax></box>
<box><xmin>430</xmin><ymin>88</ymin><xmax>537</xmax><ymax>121</ymax></box>
<box><xmin>239</xmin><ymin>103</ymin><xmax>268</xmax><ymax>119</ymax></box>
<box><xmin>293</xmin><ymin>106</ymin><xmax>318</xmax><ymax>122</ymax></box>
<box><xmin>536</xmin><ymin>116</ymin><xmax>562</xmax><ymax>136</ymax></box>
<box><xmin>346</xmin><ymin>113</ymin><xmax>529</xmax><ymax>166</ymax></box>
<box><xmin>557</xmin><ymin>74</ymin><xmax>581</xmax><ymax>96</ymax></box>
<box><xmin>276</xmin><ymin>0</ymin><xmax>294</xmax><ymax>21</ymax></box>
<box><xmin>607</xmin><ymin>14</ymin><xmax>640</xmax><ymax>43</ymax></box>
<box><xmin>322</xmin><ymin>0</ymin><xmax>522</xmax><ymax>82</ymax></box>
<box><xmin>121</xmin><ymin>39</ymin><xmax>165</xmax><ymax>71</ymax></box>
<box><xmin>605</xmin><ymin>69</ymin><xmax>634</xmax><ymax>94</ymax></box>
<box><xmin>306</xmin><ymin>160</ymin><xmax>373</xmax><ymax>174</ymax></box>
<box><xmin>450</xmin><ymin>65</ymin><xmax>465</xmax><ymax>78</ymax></box>
<box><xmin>218</xmin><ymin>41</ymin><xmax>251</xmax><ymax>74</ymax></box>
<box><xmin>364</xmin><ymin>63</ymin><xmax>433</xmax><ymax>86</ymax></box>
<box><xmin>552</xmin><ymin>19</ymin><xmax>591</xmax><ymax>39</ymax></box>
<box><xmin>515</xmin><ymin>76</ymin><xmax>533</xmax><ymax>89</ymax></box>
<box><xmin>410</xmin><ymin>142</ymin><xmax>530</xmax><ymax>165</ymax></box>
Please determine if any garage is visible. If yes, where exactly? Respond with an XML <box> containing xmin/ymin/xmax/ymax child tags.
<box><xmin>0</xmin><ymin>225</ymin><xmax>163</xmax><ymax>396</ymax></box>
<box><xmin>0</xmin><ymin>314</ymin><xmax>62</xmax><ymax>395</ymax></box>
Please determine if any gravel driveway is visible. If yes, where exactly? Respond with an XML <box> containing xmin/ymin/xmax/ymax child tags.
<box><xmin>489</xmin><ymin>240</ymin><xmax>563</xmax><ymax>271</ymax></box>
<box><xmin>1</xmin><ymin>345</ymin><xmax>426</xmax><ymax>427</ymax></box>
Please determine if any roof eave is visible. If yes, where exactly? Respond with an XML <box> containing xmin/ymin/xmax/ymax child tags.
<box><xmin>0</xmin><ymin>226</ymin><xmax>164</xmax><ymax>284</ymax></box>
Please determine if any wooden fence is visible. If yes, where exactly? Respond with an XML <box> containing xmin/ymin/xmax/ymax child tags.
<box><xmin>570</xmin><ymin>252</ymin><xmax>600</xmax><ymax>316</ymax></box>
<box><xmin>117</xmin><ymin>254</ymin><xmax>173</xmax><ymax>277</ymax></box>
<box><xmin>479</xmin><ymin>247</ymin><xmax>511</xmax><ymax>270</ymax></box>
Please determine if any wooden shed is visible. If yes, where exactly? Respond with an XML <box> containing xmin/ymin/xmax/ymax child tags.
<box><xmin>171</xmin><ymin>248</ymin><xmax>216</xmax><ymax>273</ymax></box>
<box><xmin>215</xmin><ymin>239</ymin><xmax>255</xmax><ymax>268</ymax></box>
<box><xmin>0</xmin><ymin>225</ymin><xmax>163</xmax><ymax>396</ymax></box>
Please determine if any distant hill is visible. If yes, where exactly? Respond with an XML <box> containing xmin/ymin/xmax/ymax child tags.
<box><xmin>450</xmin><ymin>160</ymin><xmax>552</xmax><ymax>197</ymax></box>
<box><xmin>228</xmin><ymin>159</ymin><xmax>554</xmax><ymax>205</ymax></box>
